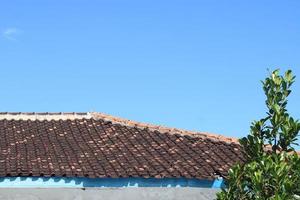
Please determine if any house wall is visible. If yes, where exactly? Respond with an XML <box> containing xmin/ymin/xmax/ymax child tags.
<box><xmin>0</xmin><ymin>188</ymin><xmax>220</xmax><ymax>200</ymax></box>
<box><xmin>0</xmin><ymin>177</ymin><xmax>223</xmax><ymax>188</ymax></box>
<box><xmin>0</xmin><ymin>177</ymin><xmax>223</xmax><ymax>200</ymax></box>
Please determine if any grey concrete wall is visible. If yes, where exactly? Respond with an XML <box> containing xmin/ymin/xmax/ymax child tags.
<box><xmin>0</xmin><ymin>188</ymin><xmax>219</xmax><ymax>200</ymax></box>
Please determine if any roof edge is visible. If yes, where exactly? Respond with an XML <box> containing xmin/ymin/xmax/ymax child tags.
<box><xmin>0</xmin><ymin>112</ymin><xmax>239</xmax><ymax>144</ymax></box>
<box><xmin>91</xmin><ymin>112</ymin><xmax>239</xmax><ymax>144</ymax></box>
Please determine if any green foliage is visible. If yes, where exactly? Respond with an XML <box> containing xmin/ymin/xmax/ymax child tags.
<box><xmin>217</xmin><ymin>70</ymin><xmax>300</xmax><ymax>200</ymax></box>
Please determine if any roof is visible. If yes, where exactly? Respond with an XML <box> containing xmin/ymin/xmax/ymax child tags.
<box><xmin>0</xmin><ymin>112</ymin><xmax>245</xmax><ymax>180</ymax></box>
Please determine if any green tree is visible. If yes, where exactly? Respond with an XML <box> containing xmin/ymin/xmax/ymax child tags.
<box><xmin>217</xmin><ymin>69</ymin><xmax>300</xmax><ymax>200</ymax></box>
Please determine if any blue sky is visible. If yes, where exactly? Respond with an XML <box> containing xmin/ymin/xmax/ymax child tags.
<box><xmin>0</xmin><ymin>0</ymin><xmax>300</xmax><ymax>139</ymax></box>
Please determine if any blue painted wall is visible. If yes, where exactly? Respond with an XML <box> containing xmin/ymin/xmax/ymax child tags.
<box><xmin>0</xmin><ymin>177</ymin><xmax>224</xmax><ymax>188</ymax></box>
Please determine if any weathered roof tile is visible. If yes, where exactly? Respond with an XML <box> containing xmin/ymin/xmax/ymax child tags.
<box><xmin>0</xmin><ymin>112</ymin><xmax>244</xmax><ymax>180</ymax></box>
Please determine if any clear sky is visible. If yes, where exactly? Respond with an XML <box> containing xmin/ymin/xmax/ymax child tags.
<box><xmin>0</xmin><ymin>0</ymin><xmax>300</xmax><ymax>139</ymax></box>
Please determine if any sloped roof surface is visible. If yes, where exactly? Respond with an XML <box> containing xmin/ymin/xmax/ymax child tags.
<box><xmin>0</xmin><ymin>112</ymin><xmax>244</xmax><ymax>180</ymax></box>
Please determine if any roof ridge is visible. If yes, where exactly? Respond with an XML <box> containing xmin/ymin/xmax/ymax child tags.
<box><xmin>0</xmin><ymin>112</ymin><xmax>88</xmax><ymax>115</ymax></box>
<box><xmin>91</xmin><ymin>112</ymin><xmax>239</xmax><ymax>144</ymax></box>
<box><xmin>0</xmin><ymin>112</ymin><xmax>91</xmax><ymax>120</ymax></box>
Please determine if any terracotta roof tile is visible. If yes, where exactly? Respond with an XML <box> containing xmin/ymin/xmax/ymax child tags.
<box><xmin>0</xmin><ymin>112</ymin><xmax>244</xmax><ymax>180</ymax></box>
